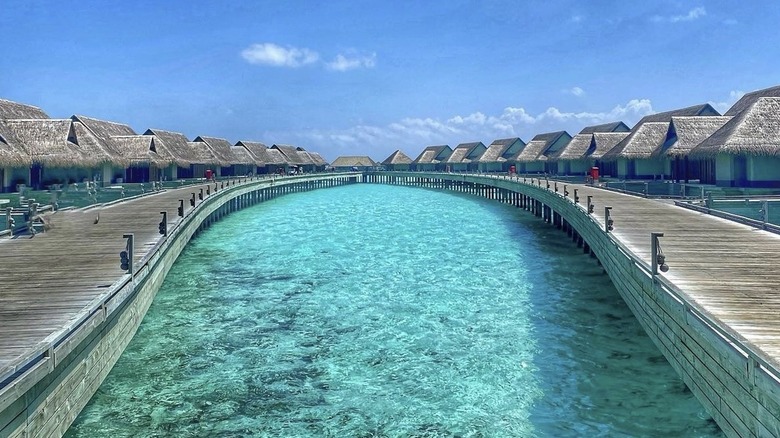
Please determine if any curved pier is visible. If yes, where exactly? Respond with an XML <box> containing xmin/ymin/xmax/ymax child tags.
<box><xmin>2</xmin><ymin>170</ymin><xmax>780</xmax><ymax>437</ymax></box>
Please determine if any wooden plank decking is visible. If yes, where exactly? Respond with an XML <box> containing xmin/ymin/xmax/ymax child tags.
<box><xmin>0</xmin><ymin>180</ymin><xmax>217</xmax><ymax>374</ymax></box>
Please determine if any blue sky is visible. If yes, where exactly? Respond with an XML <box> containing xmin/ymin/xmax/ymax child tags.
<box><xmin>1</xmin><ymin>1</ymin><xmax>778</xmax><ymax>162</ymax></box>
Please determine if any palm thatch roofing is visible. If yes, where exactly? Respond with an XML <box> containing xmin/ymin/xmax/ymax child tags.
<box><xmin>194</xmin><ymin>136</ymin><xmax>237</xmax><ymax>166</ymax></box>
<box><xmin>266</xmin><ymin>147</ymin><xmax>288</xmax><ymax>165</ymax></box>
<box><xmin>235</xmin><ymin>141</ymin><xmax>272</xmax><ymax>165</ymax></box>
<box><xmin>511</xmin><ymin>131</ymin><xmax>569</xmax><ymax>163</ymax></box>
<box><xmin>654</xmin><ymin>116</ymin><xmax>732</xmax><ymax>158</ymax></box>
<box><xmin>602</xmin><ymin>122</ymin><xmax>669</xmax><ymax>160</ymax></box>
<box><xmin>331</xmin><ymin>156</ymin><xmax>377</xmax><ymax>167</ymax></box>
<box><xmin>724</xmin><ymin>85</ymin><xmax>780</xmax><ymax>116</ymax></box>
<box><xmin>230</xmin><ymin>145</ymin><xmax>257</xmax><ymax>165</ymax></box>
<box><xmin>553</xmin><ymin>131</ymin><xmax>630</xmax><ymax>162</ymax></box>
<box><xmin>272</xmin><ymin>144</ymin><xmax>307</xmax><ymax>165</ymax></box>
<box><xmin>412</xmin><ymin>145</ymin><xmax>451</xmax><ymax>164</ymax></box>
<box><xmin>691</xmin><ymin>97</ymin><xmax>780</xmax><ymax>157</ymax></box>
<box><xmin>72</xmin><ymin>115</ymin><xmax>142</xmax><ymax>167</ymax></box>
<box><xmin>307</xmin><ymin>151</ymin><xmax>329</xmax><ymax>166</ymax></box>
<box><xmin>0</xmin><ymin>124</ymin><xmax>31</xmax><ymax>167</ymax></box>
<box><xmin>478</xmin><ymin>138</ymin><xmax>525</xmax><ymax>163</ymax></box>
<box><xmin>3</xmin><ymin>119</ymin><xmax>109</xmax><ymax>167</ymax></box>
<box><xmin>294</xmin><ymin>148</ymin><xmax>318</xmax><ymax>166</ymax></box>
<box><xmin>144</xmin><ymin>129</ymin><xmax>194</xmax><ymax>167</ymax></box>
<box><xmin>187</xmin><ymin>140</ymin><xmax>222</xmax><ymax>166</ymax></box>
<box><xmin>382</xmin><ymin>149</ymin><xmax>413</xmax><ymax>165</ymax></box>
<box><xmin>637</xmin><ymin>103</ymin><xmax>719</xmax><ymax>124</ymax></box>
<box><xmin>112</xmin><ymin>135</ymin><xmax>173</xmax><ymax>166</ymax></box>
<box><xmin>0</xmin><ymin>121</ymin><xmax>33</xmax><ymax>167</ymax></box>
<box><xmin>579</xmin><ymin>121</ymin><xmax>630</xmax><ymax>134</ymax></box>
<box><xmin>0</xmin><ymin>99</ymin><xmax>49</xmax><ymax>120</ymax></box>
<box><xmin>446</xmin><ymin>142</ymin><xmax>485</xmax><ymax>164</ymax></box>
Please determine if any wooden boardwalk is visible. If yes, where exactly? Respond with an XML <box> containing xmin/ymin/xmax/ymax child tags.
<box><xmin>0</xmin><ymin>180</ymin><xmax>218</xmax><ymax>375</ymax></box>
<box><xmin>3</xmin><ymin>171</ymin><xmax>780</xmax><ymax>435</ymax></box>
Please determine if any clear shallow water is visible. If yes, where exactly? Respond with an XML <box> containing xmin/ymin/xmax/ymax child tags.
<box><xmin>67</xmin><ymin>184</ymin><xmax>722</xmax><ymax>437</ymax></box>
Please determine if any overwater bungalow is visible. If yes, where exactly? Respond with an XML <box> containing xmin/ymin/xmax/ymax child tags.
<box><xmin>651</xmin><ymin>116</ymin><xmax>732</xmax><ymax>183</ymax></box>
<box><xmin>193</xmin><ymin>136</ymin><xmax>238</xmax><ymax>176</ymax></box>
<box><xmin>272</xmin><ymin>144</ymin><xmax>310</xmax><ymax>173</ymax></box>
<box><xmin>235</xmin><ymin>141</ymin><xmax>277</xmax><ymax>174</ymax></box>
<box><xmin>331</xmin><ymin>156</ymin><xmax>377</xmax><ymax>171</ymax></box>
<box><xmin>381</xmin><ymin>150</ymin><xmax>413</xmax><ymax>171</ymax></box>
<box><xmin>297</xmin><ymin>148</ymin><xmax>328</xmax><ymax>172</ymax></box>
<box><xmin>511</xmin><ymin>131</ymin><xmax>571</xmax><ymax>174</ymax></box>
<box><xmin>187</xmin><ymin>139</ymin><xmax>223</xmax><ymax>178</ymax></box>
<box><xmin>74</xmin><ymin>115</ymin><xmax>180</xmax><ymax>183</ymax></box>
<box><xmin>412</xmin><ymin>145</ymin><xmax>452</xmax><ymax>171</ymax></box>
<box><xmin>229</xmin><ymin>145</ymin><xmax>258</xmax><ymax>176</ymax></box>
<box><xmin>445</xmin><ymin>142</ymin><xmax>486</xmax><ymax>172</ymax></box>
<box><xmin>691</xmin><ymin>96</ymin><xmax>780</xmax><ymax>187</ymax></box>
<box><xmin>111</xmin><ymin>135</ymin><xmax>176</xmax><ymax>182</ymax></box>
<box><xmin>266</xmin><ymin>147</ymin><xmax>290</xmax><ymax>174</ymax></box>
<box><xmin>476</xmin><ymin>138</ymin><xmax>525</xmax><ymax>173</ymax></box>
<box><xmin>143</xmin><ymin>129</ymin><xmax>196</xmax><ymax>178</ymax></box>
<box><xmin>552</xmin><ymin>122</ymin><xmax>630</xmax><ymax>176</ymax></box>
<box><xmin>0</xmin><ymin>123</ymin><xmax>32</xmax><ymax>192</ymax></box>
<box><xmin>2</xmin><ymin>118</ymin><xmax>120</xmax><ymax>189</ymax></box>
<box><xmin>601</xmin><ymin>104</ymin><xmax>719</xmax><ymax>179</ymax></box>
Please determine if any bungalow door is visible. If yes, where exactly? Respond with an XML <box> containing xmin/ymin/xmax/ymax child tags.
<box><xmin>31</xmin><ymin>163</ymin><xmax>43</xmax><ymax>190</ymax></box>
<box><xmin>733</xmin><ymin>156</ymin><xmax>748</xmax><ymax>187</ymax></box>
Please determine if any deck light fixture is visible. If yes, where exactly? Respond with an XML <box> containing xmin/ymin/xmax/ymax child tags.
<box><xmin>190</xmin><ymin>193</ymin><xmax>196</xmax><ymax>207</ymax></box>
<box><xmin>587</xmin><ymin>196</ymin><xmax>594</xmax><ymax>214</ymax></box>
<box><xmin>651</xmin><ymin>232</ymin><xmax>668</xmax><ymax>274</ymax></box>
<box><xmin>178</xmin><ymin>200</ymin><xmax>184</xmax><ymax>217</ymax></box>
<box><xmin>158</xmin><ymin>211</ymin><xmax>168</xmax><ymax>236</ymax></box>
<box><xmin>605</xmin><ymin>206</ymin><xmax>613</xmax><ymax>232</ymax></box>
<box><xmin>574</xmin><ymin>189</ymin><xmax>579</xmax><ymax>204</ymax></box>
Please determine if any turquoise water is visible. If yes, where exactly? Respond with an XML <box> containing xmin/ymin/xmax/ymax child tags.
<box><xmin>66</xmin><ymin>184</ymin><xmax>721</xmax><ymax>437</ymax></box>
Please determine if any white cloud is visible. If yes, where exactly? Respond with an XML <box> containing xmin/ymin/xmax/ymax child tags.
<box><xmin>652</xmin><ymin>6</ymin><xmax>706</xmax><ymax>23</ymax></box>
<box><xmin>568</xmin><ymin>86</ymin><xmax>585</xmax><ymax>97</ymax></box>
<box><xmin>570</xmin><ymin>15</ymin><xmax>584</xmax><ymax>23</ymax></box>
<box><xmin>266</xmin><ymin>99</ymin><xmax>656</xmax><ymax>159</ymax></box>
<box><xmin>326</xmin><ymin>52</ymin><xmax>377</xmax><ymax>71</ymax></box>
<box><xmin>710</xmin><ymin>90</ymin><xmax>745</xmax><ymax>113</ymax></box>
<box><xmin>241</xmin><ymin>43</ymin><xmax>320</xmax><ymax>67</ymax></box>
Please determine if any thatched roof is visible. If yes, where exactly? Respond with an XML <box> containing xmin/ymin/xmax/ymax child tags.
<box><xmin>446</xmin><ymin>142</ymin><xmax>485</xmax><ymax>164</ymax></box>
<box><xmin>552</xmin><ymin>134</ymin><xmax>591</xmax><ymax>162</ymax></box>
<box><xmin>112</xmin><ymin>135</ymin><xmax>173</xmax><ymax>166</ymax></box>
<box><xmin>725</xmin><ymin>85</ymin><xmax>780</xmax><ymax>116</ymax></box>
<box><xmin>272</xmin><ymin>144</ymin><xmax>307</xmax><ymax>165</ymax></box>
<box><xmin>691</xmin><ymin>97</ymin><xmax>780</xmax><ymax>157</ymax></box>
<box><xmin>478</xmin><ymin>138</ymin><xmax>525</xmax><ymax>163</ymax></box>
<box><xmin>655</xmin><ymin>116</ymin><xmax>732</xmax><ymax>158</ymax></box>
<box><xmin>144</xmin><ymin>129</ymin><xmax>193</xmax><ymax>166</ymax></box>
<box><xmin>554</xmin><ymin>132</ymin><xmax>630</xmax><ymax>162</ymax></box>
<box><xmin>307</xmin><ymin>151</ymin><xmax>328</xmax><ymax>166</ymax></box>
<box><xmin>0</xmin><ymin>123</ymin><xmax>31</xmax><ymax>167</ymax></box>
<box><xmin>0</xmin><ymin>121</ymin><xmax>32</xmax><ymax>167</ymax></box>
<box><xmin>230</xmin><ymin>145</ymin><xmax>257</xmax><ymax>165</ymax></box>
<box><xmin>602</xmin><ymin>122</ymin><xmax>669</xmax><ymax>160</ymax></box>
<box><xmin>3</xmin><ymin>119</ymin><xmax>108</xmax><ymax>168</ymax></box>
<box><xmin>72</xmin><ymin>115</ymin><xmax>142</xmax><ymax>166</ymax></box>
<box><xmin>0</xmin><ymin>98</ymin><xmax>49</xmax><ymax>119</ymax></box>
<box><xmin>412</xmin><ymin>145</ymin><xmax>451</xmax><ymax>164</ymax></box>
<box><xmin>235</xmin><ymin>141</ymin><xmax>272</xmax><ymax>165</ymax></box>
<box><xmin>382</xmin><ymin>149</ymin><xmax>413</xmax><ymax>165</ymax></box>
<box><xmin>294</xmin><ymin>148</ymin><xmax>318</xmax><ymax>166</ymax></box>
<box><xmin>266</xmin><ymin>147</ymin><xmax>288</xmax><ymax>165</ymax></box>
<box><xmin>331</xmin><ymin>156</ymin><xmax>377</xmax><ymax>167</ymax></box>
<box><xmin>591</xmin><ymin>132</ymin><xmax>631</xmax><ymax>159</ymax></box>
<box><xmin>512</xmin><ymin>131</ymin><xmax>570</xmax><ymax>163</ymax></box>
<box><xmin>579</xmin><ymin>121</ymin><xmax>630</xmax><ymax>134</ymax></box>
<box><xmin>187</xmin><ymin>141</ymin><xmax>222</xmax><ymax>166</ymax></box>
<box><xmin>194</xmin><ymin>136</ymin><xmax>237</xmax><ymax>166</ymax></box>
<box><xmin>637</xmin><ymin>103</ymin><xmax>719</xmax><ymax>124</ymax></box>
